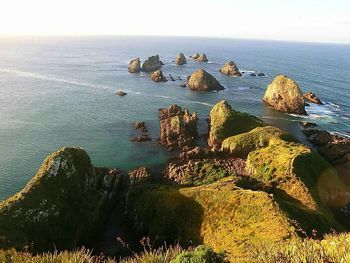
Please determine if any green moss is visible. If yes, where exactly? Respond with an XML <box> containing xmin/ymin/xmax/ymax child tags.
<box><xmin>221</xmin><ymin>126</ymin><xmax>297</xmax><ymax>157</ymax></box>
<box><xmin>127</xmin><ymin>179</ymin><xmax>298</xmax><ymax>261</ymax></box>
<box><xmin>0</xmin><ymin>147</ymin><xmax>104</xmax><ymax>252</ymax></box>
<box><xmin>182</xmin><ymin>161</ymin><xmax>230</xmax><ymax>186</ymax></box>
<box><xmin>208</xmin><ymin>100</ymin><xmax>265</xmax><ymax>148</ymax></box>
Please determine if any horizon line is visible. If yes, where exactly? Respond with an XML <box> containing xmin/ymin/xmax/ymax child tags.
<box><xmin>0</xmin><ymin>33</ymin><xmax>349</xmax><ymax>46</ymax></box>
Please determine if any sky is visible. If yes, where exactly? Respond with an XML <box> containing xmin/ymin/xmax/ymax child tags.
<box><xmin>0</xmin><ymin>0</ymin><xmax>349</xmax><ymax>43</ymax></box>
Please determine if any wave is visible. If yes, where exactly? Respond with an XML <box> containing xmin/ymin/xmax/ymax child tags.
<box><xmin>0</xmin><ymin>68</ymin><xmax>214</xmax><ymax>108</ymax></box>
<box><xmin>0</xmin><ymin>68</ymin><xmax>114</xmax><ymax>91</ymax></box>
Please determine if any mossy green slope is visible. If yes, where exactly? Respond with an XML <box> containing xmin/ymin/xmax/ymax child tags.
<box><xmin>0</xmin><ymin>147</ymin><xmax>104</xmax><ymax>251</ymax></box>
<box><xmin>127</xmin><ymin>178</ymin><xmax>298</xmax><ymax>261</ymax></box>
<box><xmin>208</xmin><ymin>100</ymin><xmax>265</xmax><ymax>149</ymax></box>
<box><xmin>221</xmin><ymin>126</ymin><xmax>296</xmax><ymax>157</ymax></box>
<box><xmin>246</xmin><ymin>140</ymin><xmax>348</xmax><ymax>209</ymax></box>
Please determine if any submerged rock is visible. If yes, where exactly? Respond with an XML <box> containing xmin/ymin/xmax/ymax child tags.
<box><xmin>257</xmin><ymin>73</ymin><xmax>265</xmax><ymax>77</ymax></box>
<box><xmin>263</xmin><ymin>75</ymin><xmax>306</xmax><ymax>114</ymax></box>
<box><xmin>175</xmin><ymin>53</ymin><xmax>187</xmax><ymax>65</ymax></box>
<box><xmin>116</xmin><ymin>91</ymin><xmax>127</xmax><ymax>96</ymax></box>
<box><xmin>0</xmin><ymin>147</ymin><xmax>121</xmax><ymax>251</ymax></box>
<box><xmin>151</xmin><ymin>70</ymin><xmax>167</xmax><ymax>82</ymax></box>
<box><xmin>179</xmin><ymin>83</ymin><xmax>187</xmax><ymax>88</ymax></box>
<box><xmin>134</xmin><ymin>121</ymin><xmax>147</xmax><ymax>132</ymax></box>
<box><xmin>141</xmin><ymin>55</ymin><xmax>162</xmax><ymax>72</ymax></box>
<box><xmin>159</xmin><ymin>104</ymin><xmax>198</xmax><ymax>150</ymax></box>
<box><xmin>128</xmin><ymin>58</ymin><xmax>141</xmax><ymax>73</ymax></box>
<box><xmin>188</xmin><ymin>69</ymin><xmax>224</xmax><ymax>91</ymax></box>
<box><xmin>208</xmin><ymin>100</ymin><xmax>265</xmax><ymax>149</ymax></box>
<box><xmin>304</xmin><ymin>91</ymin><xmax>323</xmax><ymax>105</ymax></box>
<box><xmin>219</xmin><ymin>61</ymin><xmax>242</xmax><ymax>77</ymax></box>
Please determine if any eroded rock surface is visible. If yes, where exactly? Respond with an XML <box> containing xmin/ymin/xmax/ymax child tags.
<box><xmin>188</xmin><ymin>69</ymin><xmax>224</xmax><ymax>91</ymax></box>
<box><xmin>263</xmin><ymin>75</ymin><xmax>306</xmax><ymax>114</ymax></box>
<box><xmin>159</xmin><ymin>104</ymin><xmax>198</xmax><ymax>150</ymax></box>
<box><xmin>128</xmin><ymin>58</ymin><xmax>141</xmax><ymax>73</ymax></box>
<box><xmin>141</xmin><ymin>55</ymin><xmax>162</xmax><ymax>72</ymax></box>
<box><xmin>219</xmin><ymin>61</ymin><xmax>242</xmax><ymax>77</ymax></box>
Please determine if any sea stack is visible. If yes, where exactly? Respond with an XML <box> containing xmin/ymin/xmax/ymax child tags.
<box><xmin>196</xmin><ymin>53</ymin><xmax>208</xmax><ymax>62</ymax></box>
<box><xmin>151</xmin><ymin>70</ymin><xmax>167</xmax><ymax>82</ymax></box>
<box><xmin>188</xmin><ymin>69</ymin><xmax>224</xmax><ymax>91</ymax></box>
<box><xmin>175</xmin><ymin>53</ymin><xmax>187</xmax><ymax>65</ymax></box>
<box><xmin>263</xmin><ymin>75</ymin><xmax>306</xmax><ymax>114</ymax></box>
<box><xmin>158</xmin><ymin>104</ymin><xmax>198</xmax><ymax>150</ymax></box>
<box><xmin>128</xmin><ymin>58</ymin><xmax>141</xmax><ymax>73</ymax></box>
<box><xmin>190</xmin><ymin>53</ymin><xmax>200</xmax><ymax>59</ymax></box>
<box><xmin>141</xmin><ymin>55</ymin><xmax>162</xmax><ymax>72</ymax></box>
<box><xmin>219</xmin><ymin>61</ymin><xmax>242</xmax><ymax>77</ymax></box>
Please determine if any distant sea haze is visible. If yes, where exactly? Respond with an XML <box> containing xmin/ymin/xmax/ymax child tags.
<box><xmin>0</xmin><ymin>36</ymin><xmax>349</xmax><ymax>200</ymax></box>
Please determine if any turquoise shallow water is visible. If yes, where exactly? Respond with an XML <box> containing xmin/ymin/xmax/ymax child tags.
<box><xmin>0</xmin><ymin>36</ymin><xmax>349</xmax><ymax>200</ymax></box>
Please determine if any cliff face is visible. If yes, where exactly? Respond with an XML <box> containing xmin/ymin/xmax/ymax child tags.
<box><xmin>0</xmin><ymin>147</ymin><xmax>121</xmax><ymax>251</ymax></box>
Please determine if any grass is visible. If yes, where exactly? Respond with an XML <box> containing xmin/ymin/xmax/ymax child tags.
<box><xmin>208</xmin><ymin>100</ymin><xmax>265</xmax><ymax>147</ymax></box>
<box><xmin>127</xmin><ymin>178</ymin><xmax>299</xmax><ymax>261</ymax></box>
<box><xmin>250</xmin><ymin>232</ymin><xmax>350</xmax><ymax>263</ymax></box>
<box><xmin>182</xmin><ymin>160</ymin><xmax>230</xmax><ymax>186</ymax></box>
<box><xmin>221</xmin><ymin>126</ymin><xmax>295</xmax><ymax>157</ymax></box>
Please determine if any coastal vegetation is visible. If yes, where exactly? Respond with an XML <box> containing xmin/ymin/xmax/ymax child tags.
<box><xmin>0</xmin><ymin>52</ymin><xmax>349</xmax><ymax>262</ymax></box>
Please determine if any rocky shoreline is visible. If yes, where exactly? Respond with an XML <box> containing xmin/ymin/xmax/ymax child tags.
<box><xmin>0</xmin><ymin>52</ymin><xmax>349</xmax><ymax>262</ymax></box>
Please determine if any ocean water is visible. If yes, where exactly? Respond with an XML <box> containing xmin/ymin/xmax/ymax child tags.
<box><xmin>0</xmin><ymin>36</ymin><xmax>349</xmax><ymax>200</ymax></box>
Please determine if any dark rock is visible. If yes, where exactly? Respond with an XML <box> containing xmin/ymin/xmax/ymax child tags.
<box><xmin>179</xmin><ymin>83</ymin><xmax>187</xmax><ymax>88</ymax></box>
<box><xmin>299</xmin><ymin>121</ymin><xmax>317</xmax><ymax>128</ymax></box>
<box><xmin>303</xmin><ymin>129</ymin><xmax>350</xmax><ymax>164</ymax></box>
<box><xmin>304</xmin><ymin>91</ymin><xmax>323</xmax><ymax>105</ymax></box>
<box><xmin>141</xmin><ymin>55</ymin><xmax>162</xmax><ymax>72</ymax></box>
<box><xmin>249</xmin><ymin>73</ymin><xmax>257</xmax><ymax>77</ymax></box>
<box><xmin>257</xmin><ymin>73</ymin><xmax>265</xmax><ymax>77</ymax></box>
<box><xmin>130</xmin><ymin>134</ymin><xmax>152</xmax><ymax>142</ymax></box>
<box><xmin>128</xmin><ymin>166</ymin><xmax>151</xmax><ymax>186</ymax></box>
<box><xmin>116</xmin><ymin>91</ymin><xmax>127</xmax><ymax>96</ymax></box>
<box><xmin>159</xmin><ymin>104</ymin><xmax>198</xmax><ymax>149</ymax></box>
<box><xmin>134</xmin><ymin>121</ymin><xmax>147</xmax><ymax>132</ymax></box>
<box><xmin>175</xmin><ymin>53</ymin><xmax>187</xmax><ymax>65</ymax></box>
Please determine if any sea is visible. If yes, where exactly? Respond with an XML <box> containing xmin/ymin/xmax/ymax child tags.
<box><xmin>0</xmin><ymin>36</ymin><xmax>349</xmax><ymax>200</ymax></box>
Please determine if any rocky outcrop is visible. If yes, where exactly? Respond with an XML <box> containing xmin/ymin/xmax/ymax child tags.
<box><xmin>141</xmin><ymin>55</ymin><xmax>162</xmax><ymax>72</ymax></box>
<box><xmin>303</xmin><ymin>129</ymin><xmax>350</xmax><ymax>165</ymax></box>
<box><xmin>151</xmin><ymin>70</ymin><xmax>167</xmax><ymax>82</ymax></box>
<box><xmin>196</xmin><ymin>54</ymin><xmax>208</xmax><ymax>62</ymax></box>
<box><xmin>0</xmin><ymin>147</ymin><xmax>121</xmax><ymax>251</ymax></box>
<box><xmin>134</xmin><ymin>121</ymin><xmax>147</xmax><ymax>132</ymax></box>
<box><xmin>208</xmin><ymin>100</ymin><xmax>265</xmax><ymax>149</ymax></box>
<box><xmin>304</xmin><ymin>92</ymin><xmax>323</xmax><ymax>105</ymax></box>
<box><xmin>188</xmin><ymin>69</ymin><xmax>224</xmax><ymax>91</ymax></box>
<box><xmin>263</xmin><ymin>75</ymin><xmax>306</xmax><ymax>114</ymax></box>
<box><xmin>165</xmin><ymin>158</ymin><xmax>247</xmax><ymax>186</ymax></box>
<box><xmin>128</xmin><ymin>58</ymin><xmax>141</xmax><ymax>73</ymax></box>
<box><xmin>175</xmin><ymin>53</ymin><xmax>187</xmax><ymax>65</ymax></box>
<box><xmin>221</xmin><ymin>126</ymin><xmax>293</xmax><ymax>157</ymax></box>
<box><xmin>190</xmin><ymin>53</ymin><xmax>200</xmax><ymax>59</ymax></box>
<box><xmin>128</xmin><ymin>166</ymin><xmax>151</xmax><ymax>186</ymax></box>
<box><xmin>116</xmin><ymin>91</ymin><xmax>127</xmax><ymax>96</ymax></box>
<box><xmin>159</xmin><ymin>104</ymin><xmax>198</xmax><ymax>150</ymax></box>
<box><xmin>219</xmin><ymin>61</ymin><xmax>242</xmax><ymax>77</ymax></box>
<box><xmin>179</xmin><ymin>83</ymin><xmax>187</xmax><ymax>88</ymax></box>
